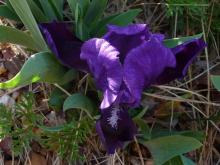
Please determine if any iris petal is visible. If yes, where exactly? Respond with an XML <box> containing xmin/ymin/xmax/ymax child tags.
<box><xmin>80</xmin><ymin>38</ymin><xmax>123</xmax><ymax>109</ymax></box>
<box><xmin>104</xmin><ymin>24</ymin><xmax>150</xmax><ymax>62</ymax></box>
<box><xmin>39</xmin><ymin>22</ymin><xmax>89</xmax><ymax>72</ymax></box>
<box><xmin>106</xmin><ymin>24</ymin><xmax>147</xmax><ymax>35</ymax></box>
<box><xmin>96</xmin><ymin>120</ymin><xmax>123</xmax><ymax>154</ymax></box>
<box><xmin>96</xmin><ymin>108</ymin><xmax>137</xmax><ymax>154</ymax></box>
<box><xmin>156</xmin><ymin>38</ymin><xmax>206</xmax><ymax>84</ymax></box>
<box><xmin>123</xmin><ymin>37</ymin><xmax>176</xmax><ymax>106</ymax></box>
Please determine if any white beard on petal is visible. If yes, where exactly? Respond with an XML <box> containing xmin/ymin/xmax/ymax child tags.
<box><xmin>107</xmin><ymin>107</ymin><xmax>121</xmax><ymax>129</ymax></box>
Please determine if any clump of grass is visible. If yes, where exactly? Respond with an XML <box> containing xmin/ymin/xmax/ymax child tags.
<box><xmin>0</xmin><ymin>92</ymin><xmax>93</xmax><ymax>163</ymax></box>
<box><xmin>40</xmin><ymin>116</ymin><xmax>93</xmax><ymax>162</ymax></box>
<box><xmin>0</xmin><ymin>93</ymin><xmax>43</xmax><ymax>156</ymax></box>
<box><xmin>167</xmin><ymin>0</ymin><xmax>208</xmax><ymax>17</ymax></box>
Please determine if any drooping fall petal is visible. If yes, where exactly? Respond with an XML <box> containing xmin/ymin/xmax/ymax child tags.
<box><xmin>39</xmin><ymin>22</ymin><xmax>89</xmax><ymax>72</ymax></box>
<box><xmin>156</xmin><ymin>37</ymin><xmax>206</xmax><ymax>84</ymax></box>
<box><xmin>96</xmin><ymin>107</ymin><xmax>137</xmax><ymax>154</ymax></box>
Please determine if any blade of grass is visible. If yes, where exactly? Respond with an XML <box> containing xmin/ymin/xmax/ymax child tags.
<box><xmin>26</xmin><ymin>0</ymin><xmax>48</xmax><ymax>22</ymax></box>
<box><xmin>84</xmin><ymin>0</ymin><xmax>107</xmax><ymax>26</ymax></box>
<box><xmin>0</xmin><ymin>5</ymin><xmax>20</xmax><ymax>21</ymax></box>
<box><xmin>67</xmin><ymin>0</ymin><xmax>90</xmax><ymax>18</ymax></box>
<box><xmin>9</xmin><ymin>0</ymin><xmax>48</xmax><ymax>51</ymax></box>
<box><xmin>0</xmin><ymin>25</ymin><xmax>37</xmax><ymax>50</ymax></box>
<box><xmin>38</xmin><ymin>0</ymin><xmax>58</xmax><ymax>21</ymax></box>
<box><xmin>49</xmin><ymin>0</ymin><xmax>64</xmax><ymax>20</ymax></box>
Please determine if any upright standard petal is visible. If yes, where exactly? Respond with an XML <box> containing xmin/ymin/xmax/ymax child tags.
<box><xmin>80</xmin><ymin>38</ymin><xmax>123</xmax><ymax>109</ymax></box>
<box><xmin>39</xmin><ymin>22</ymin><xmax>89</xmax><ymax>72</ymax></box>
<box><xmin>96</xmin><ymin>107</ymin><xmax>137</xmax><ymax>154</ymax></box>
<box><xmin>123</xmin><ymin>37</ymin><xmax>176</xmax><ymax>106</ymax></box>
<box><xmin>156</xmin><ymin>38</ymin><xmax>206</xmax><ymax>84</ymax></box>
<box><xmin>104</xmin><ymin>24</ymin><xmax>150</xmax><ymax>62</ymax></box>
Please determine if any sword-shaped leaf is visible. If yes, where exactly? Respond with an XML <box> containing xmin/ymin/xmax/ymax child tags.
<box><xmin>0</xmin><ymin>52</ymin><xmax>76</xmax><ymax>89</ymax></box>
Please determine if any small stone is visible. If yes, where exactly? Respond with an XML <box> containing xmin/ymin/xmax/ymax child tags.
<box><xmin>0</xmin><ymin>95</ymin><xmax>15</xmax><ymax>107</ymax></box>
<box><xmin>27</xmin><ymin>152</ymin><xmax>47</xmax><ymax>165</ymax></box>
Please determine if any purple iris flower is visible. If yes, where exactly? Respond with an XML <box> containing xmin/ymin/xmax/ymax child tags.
<box><xmin>40</xmin><ymin>22</ymin><xmax>206</xmax><ymax>154</ymax></box>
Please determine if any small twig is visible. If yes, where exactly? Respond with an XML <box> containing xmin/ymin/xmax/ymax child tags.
<box><xmin>154</xmin><ymin>85</ymin><xmax>208</xmax><ymax>101</ymax></box>
<box><xmin>54</xmin><ymin>83</ymin><xmax>71</xmax><ymax>96</ymax></box>
<box><xmin>92</xmin><ymin>154</ymin><xmax>100</xmax><ymax>164</ymax></box>
<box><xmin>78</xmin><ymin>73</ymin><xmax>89</xmax><ymax>89</ymax></box>
<box><xmin>147</xmin><ymin>5</ymin><xmax>159</xmax><ymax>24</ymax></box>
<box><xmin>201</xmin><ymin>18</ymin><xmax>211</xmax><ymax>116</ymax></box>
<box><xmin>143</xmin><ymin>92</ymin><xmax>220</xmax><ymax>107</ymax></box>
<box><xmin>178</xmin><ymin>62</ymin><xmax>220</xmax><ymax>87</ymax></box>
<box><xmin>174</xmin><ymin>7</ymin><xmax>178</xmax><ymax>38</ymax></box>
<box><xmin>144</xmin><ymin>91</ymin><xmax>220</xmax><ymax>133</ymax></box>
<box><xmin>134</xmin><ymin>137</ymin><xmax>145</xmax><ymax>165</ymax></box>
<box><xmin>115</xmin><ymin>152</ymin><xmax>124</xmax><ymax>165</ymax></box>
<box><xmin>207</xmin><ymin>1</ymin><xmax>214</xmax><ymax>35</ymax></box>
<box><xmin>129</xmin><ymin>2</ymin><xmax>209</xmax><ymax>8</ymax></box>
<box><xmin>169</xmin><ymin>101</ymin><xmax>174</xmax><ymax>133</ymax></box>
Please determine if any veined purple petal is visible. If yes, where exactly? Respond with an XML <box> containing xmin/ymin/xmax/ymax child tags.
<box><xmin>152</xmin><ymin>33</ymin><xmax>165</xmax><ymax>42</ymax></box>
<box><xmin>96</xmin><ymin>107</ymin><xmax>137</xmax><ymax>154</ymax></box>
<box><xmin>123</xmin><ymin>37</ymin><xmax>176</xmax><ymax>106</ymax></box>
<box><xmin>106</xmin><ymin>24</ymin><xmax>147</xmax><ymax>35</ymax></box>
<box><xmin>156</xmin><ymin>37</ymin><xmax>206</xmax><ymax>84</ymax></box>
<box><xmin>104</xmin><ymin>24</ymin><xmax>150</xmax><ymax>62</ymax></box>
<box><xmin>39</xmin><ymin>22</ymin><xmax>89</xmax><ymax>72</ymax></box>
<box><xmin>80</xmin><ymin>38</ymin><xmax>123</xmax><ymax>109</ymax></box>
<box><xmin>96</xmin><ymin>120</ymin><xmax>123</xmax><ymax>154</ymax></box>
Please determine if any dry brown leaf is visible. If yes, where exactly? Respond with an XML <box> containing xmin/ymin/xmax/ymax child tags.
<box><xmin>28</xmin><ymin>152</ymin><xmax>47</xmax><ymax>165</ymax></box>
<box><xmin>4</xmin><ymin>160</ymin><xmax>19</xmax><ymax>165</ymax></box>
<box><xmin>0</xmin><ymin>63</ymin><xmax>7</xmax><ymax>75</ymax></box>
<box><xmin>154</xmin><ymin>101</ymin><xmax>183</xmax><ymax>118</ymax></box>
